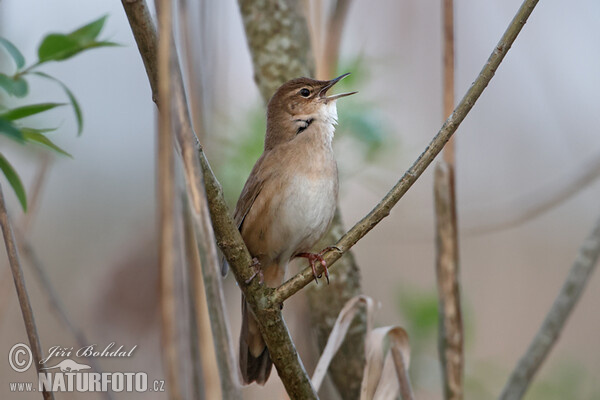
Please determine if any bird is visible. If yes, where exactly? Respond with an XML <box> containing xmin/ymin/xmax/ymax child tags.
<box><xmin>231</xmin><ymin>74</ymin><xmax>356</xmax><ymax>385</ymax></box>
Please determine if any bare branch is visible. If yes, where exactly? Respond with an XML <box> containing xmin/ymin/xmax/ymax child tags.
<box><xmin>317</xmin><ymin>0</ymin><xmax>352</xmax><ymax>79</ymax></box>
<box><xmin>434</xmin><ymin>1</ymin><xmax>464</xmax><ymax>399</ymax></box>
<box><xmin>273</xmin><ymin>0</ymin><xmax>542</xmax><ymax>304</ymax></box>
<box><xmin>182</xmin><ymin>196</ymin><xmax>219</xmax><ymax>400</ymax></box>
<box><xmin>499</xmin><ymin>212</ymin><xmax>600</xmax><ymax>400</ymax></box>
<box><xmin>156</xmin><ymin>0</ymin><xmax>181</xmax><ymax>397</ymax></box>
<box><xmin>468</xmin><ymin>149</ymin><xmax>600</xmax><ymax>234</ymax></box>
<box><xmin>0</xmin><ymin>184</ymin><xmax>54</xmax><ymax>400</ymax></box>
<box><xmin>15</xmin><ymin>228</ymin><xmax>112</xmax><ymax>400</ymax></box>
<box><xmin>434</xmin><ymin>163</ymin><xmax>463</xmax><ymax>400</ymax></box>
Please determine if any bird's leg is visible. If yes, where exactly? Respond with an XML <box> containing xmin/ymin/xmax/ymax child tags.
<box><xmin>295</xmin><ymin>250</ymin><xmax>332</xmax><ymax>284</ymax></box>
<box><xmin>245</xmin><ymin>257</ymin><xmax>264</xmax><ymax>285</ymax></box>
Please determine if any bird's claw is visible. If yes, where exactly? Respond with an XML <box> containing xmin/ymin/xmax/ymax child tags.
<box><xmin>295</xmin><ymin>251</ymin><xmax>330</xmax><ymax>285</ymax></box>
<box><xmin>245</xmin><ymin>257</ymin><xmax>263</xmax><ymax>285</ymax></box>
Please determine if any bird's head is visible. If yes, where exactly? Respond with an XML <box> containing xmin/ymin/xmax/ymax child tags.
<box><xmin>265</xmin><ymin>73</ymin><xmax>357</xmax><ymax>149</ymax></box>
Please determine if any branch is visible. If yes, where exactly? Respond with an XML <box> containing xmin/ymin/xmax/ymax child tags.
<box><xmin>273</xmin><ymin>0</ymin><xmax>542</xmax><ymax>304</ymax></box>
<box><xmin>156</xmin><ymin>0</ymin><xmax>182</xmax><ymax>398</ymax></box>
<box><xmin>317</xmin><ymin>0</ymin><xmax>352</xmax><ymax>79</ymax></box>
<box><xmin>435</xmin><ymin>1</ymin><xmax>464</xmax><ymax>399</ymax></box>
<box><xmin>182</xmin><ymin>195</ymin><xmax>220</xmax><ymax>400</ymax></box>
<box><xmin>122</xmin><ymin>1</ymin><xmax>318</xmax><ymax>398</ymax></box>
<box><xmin>468</xmin><ymin>148</ymin><xmax>600</xmax><ymax>234</ymax></box>
<box><xmin>499</xmin><ymin>212</ymin><xmax>600</xmax><ymax>400</ymax></box>
<box><xmin>434</xmin><ymin>163</ymin><xmax>463</xmax><ymax>400</ymax></box>
<box><xmin>15</xmin><ymin>228</ymin><xmax>112</xmax><ymax>400</ymax></box>
<box><xmin>0</xmin><ymin>184</ymin><xmax>54</xmax><ymax>400</ymax></box>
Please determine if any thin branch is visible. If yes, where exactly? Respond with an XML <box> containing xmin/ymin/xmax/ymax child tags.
<box><xmin>0</xmin><ymin>184</ymin><xmax>54</xmax><ymax>400</ymax></box>
<box><xmin>442</xmin><ymin>0</ymin><xmax>456</xmax><ymax>166</ymax></box>
<box><xmin>157</xmin><ymin>0</ymin><xmax>181</xmax><ymax>398</ymax></box>
<box><xmin>19</xmin><ymin>153</ymin><xmax>51</xmax><ymax>235</ymax></box>
<box><xmin>15</xmin><ymin>228</ymin><xmax>112</xmax><ymax>400</ymax></box>
<box><xmin>434</xmin><ymin>1</ymin><xmax>464</xmax><ymax>399</ymax></box>
<box><xmin>183</xmin><ymin>195</ymin><xmax>215</xmax><ymax>400</ymax></box>
<box><xmin>434</xmin><ymin>163</ymin><xmax>463</xmax><ymax>400</ymax></box>
<box><xmin>499</xmin><ymin>212</ymin><xmax>600</xmax><ymax>400</ymax></box>
<box><xmin>468</xmin><ymin>148</ymin><xmax>600</xmax><ymax>234</ymax></box>
<box><xmin>317</xmin><ymin>0</ymin><xmax>352</xmax><ymax>79</ymax></box>
<box><xmin>273</xmin><ymin>0</ymin><xmax>541</xmax><ymax>305</ymax></box>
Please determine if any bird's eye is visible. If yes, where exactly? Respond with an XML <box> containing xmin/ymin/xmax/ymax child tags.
<box><xmin>300</xmin><ymin>88</ymin><xmax>310</xmax><ymax>97</ymax></box>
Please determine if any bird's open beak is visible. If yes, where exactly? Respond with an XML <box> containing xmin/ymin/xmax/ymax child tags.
<box><xmin>319</xmin><ymin>73</ymin><xmax>358</xmax><ymax>101</ymax></box>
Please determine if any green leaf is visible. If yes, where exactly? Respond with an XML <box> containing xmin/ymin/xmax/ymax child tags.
<box><xmin>0</xmin><ymin>103</ymin><xmax>65</xmax><ymax>121</ymax></box>
<box><xmin>0</xmin><ymin>117</ymin><xmax>25</xmax><ymax>143</ymax></box>
<box><xmin>68</xmin><ymin>15</ymin><xmax>108</xmax><ymax>45</ymax></box>
<box><xmin>36</xmin><ymin>16</ymin><xmax>116</xmax><ymax>64</ymax></box>
<box><xmin>33</xmin><ymin>72</ymin><xmax>83</xmax><ymax>135</ymax></box>
<box><xmin>0</xmin><ymin>73</ymin><xmax>28</xmax><ymax>97</ymax></box>
<box><xmin>21</xmin><ymin>129</ymin><xmax>72</xmax><ymax>157</ymax></box>
<box><xmin>0</xmin><ymin>153</ymin><xmax>27</xmax><ymax>211</ymax></box>
<box><xmin>0</xmin><ymin>37</ymin><xmax>26</xmax><ymax>69</ymax></box>
<box><xmin>37</xmin><ymin>34</ymin><xmax>82</xmax><ymax>62</ymax></box>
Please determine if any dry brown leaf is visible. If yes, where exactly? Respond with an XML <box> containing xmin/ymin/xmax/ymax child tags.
<box><xmin>311</xmin><ymin>294</ymin><xmax>413</xmax><ymax>400</ymax></box>
<box><xmin>311</xmin><ymin>295</ymin><xmax>376</xmax><ymax>390</ymax></box>
<box><xmin>361</xmin><ymin>326</ymin><xmax>413</xmax><ymax>400</ymax></box>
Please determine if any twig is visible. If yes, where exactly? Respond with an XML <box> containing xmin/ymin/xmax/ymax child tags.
<box><xmin>15</xmin><ymin>228</ymin><xmax>113</xmax><ymax>400</ymax></box>
<box><xmin>157</xmin><ymin>0</ymin><xmax>181</xmax><ymax>398</ymax></box>
<box><xmin>19</xmin><ymin>153</ymin><xmax>51</xmax><ymax>235</ymax></box>
<box><xmin>434</xmin><ymin>1</ymin><xmax>464</xmax><ymax>399</ymax></box>
<box><xmin>317</xmin><ymin>0</ymin><xmax>352</xmax><ymax>79</ymax></box>
<box><xmin>0</xmin><ymin>184</ymin><xmax>54</xmax><ymax>400</ymax></box>
<box><xmin>434</xmin><ymin>163</ymin><xmax>463</xmax><ymax>400</ymax></box>
<box><xmin>183</xmin><ymin>195</ymin><xmax>214</xmax><ymax>400</ymax></box>
<box><xmin>468</xmin><ymin>148</ymin><xmax>600</xmax><ymax>234</ymax></box>
<box><xmin>442</xmin><ymin>0</ymin><xmax>456</xmax><ymax>166</ymax></box>
<box><xmin>272</xmin><ymin>0</ymin><xmax>541</xmax><ymax>305</ymax></box>
<box><xmin>499</xmin><ymin>212</ymin><xmax>600</xmax><ymax>400</ymax></box>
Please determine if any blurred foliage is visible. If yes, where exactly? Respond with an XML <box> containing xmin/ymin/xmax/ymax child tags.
<box><xmin>217</xmin><ymin>56</ymin><xmax>393</xmax><ymax>206</ymax></box>
<box><xmin>0</xmin><ymin>15</ymin><xmax>116</xmax><ymax>211</ymax></box>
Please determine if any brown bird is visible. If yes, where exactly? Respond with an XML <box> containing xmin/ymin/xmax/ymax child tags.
<box><xmin>231</xmin><ymin>74</ymin><xmax>356</xmax><ymax>385</ymax></box>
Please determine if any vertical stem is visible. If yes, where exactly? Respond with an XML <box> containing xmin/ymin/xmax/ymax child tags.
<box><xmin>0</xmin><ymin>184</ymin><xmax>54</xmax><ymax>400</ymax></box>
<box><xmin>157</xmin><ymin>0</ymin><xmax>181</xmax><ymax>398</ymax></box>
<box><xmin>435</xmin><ymin>1</ymin><xmax>463</xmax><ymax>399</ymax></box>
<box><xmin>183</xmin><ymin>197</ymin><xmax>214</xmax><ymax>400</ymax></box>
<box><xmin>442</xmin><ymin>0</ymin><xmax>456</xmax><ymax>165</ymax></box>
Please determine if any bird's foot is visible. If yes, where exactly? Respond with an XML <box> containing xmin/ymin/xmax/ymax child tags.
<box><xmin>245</xmin><ymin>257</ymin><xmax>263</xmax><ymax>285</ymax></box>
<box><xmin>295</xmin><ymin>251</ymin><xmax>330</xmax><ymax>284</ymax></box>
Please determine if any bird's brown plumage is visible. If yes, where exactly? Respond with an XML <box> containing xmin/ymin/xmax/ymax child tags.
<box><xmin>233</xmin><ymin>75</ymin><xmax>355</xmax><ymax>385</ymax></box>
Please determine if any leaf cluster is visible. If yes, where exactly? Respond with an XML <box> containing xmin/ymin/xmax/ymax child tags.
<box><xmin>0</xmin><ymin>15</ymin><xmax>116</xmax><ymax>211</ymax></box>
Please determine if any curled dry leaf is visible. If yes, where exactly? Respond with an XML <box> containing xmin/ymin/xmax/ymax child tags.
<box><xmin>311</xmin><ymin>294</ymin><xmax>413</xmax><ymax>400</ymax></box>
<box><xmin>311</xmin><ymin>295</ymin><xmax>376</xmax><ymax>390</ymax></box>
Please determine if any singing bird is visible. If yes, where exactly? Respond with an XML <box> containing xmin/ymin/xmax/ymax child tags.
<box><xmin>231</xmin><ymin>74</ymin><xmax>356</xmax><ymax>385</ymax></box>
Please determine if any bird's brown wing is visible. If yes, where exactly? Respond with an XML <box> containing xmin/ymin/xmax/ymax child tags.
<box><xmin>221</xmin><ymin>154</ymin><xmax>267</xmax><ymax>276</ymax></box>
<box><xmin>233</xmin><ymin>154</ymin><xmax>267</xmax><ymax>229</ymax></box>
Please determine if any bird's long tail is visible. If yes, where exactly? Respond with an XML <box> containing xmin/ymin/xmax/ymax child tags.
<box><xmin>239</xmin><ymin>298</ymin><xmax>272</xmax><ymax>385</ymax></box>
<box><xmin>239</xmin><ymin>260</ymin><xmax>284</xmax><ymax>385</ymax></box>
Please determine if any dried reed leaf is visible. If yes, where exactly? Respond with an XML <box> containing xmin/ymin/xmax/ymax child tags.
<box><xmin>311</xmin><ymin>294</ymin><xmax>413</xmax><ymax>400</ymax></box>
<box><xmin>361</xmin><ymin>326</ymin><xmax>413</xmax><ymax>400</ymax></box>
<box><xmin>311</xmin><ymin>295</ymin><xmax>376</xmax><ymax>390</ymax></box>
